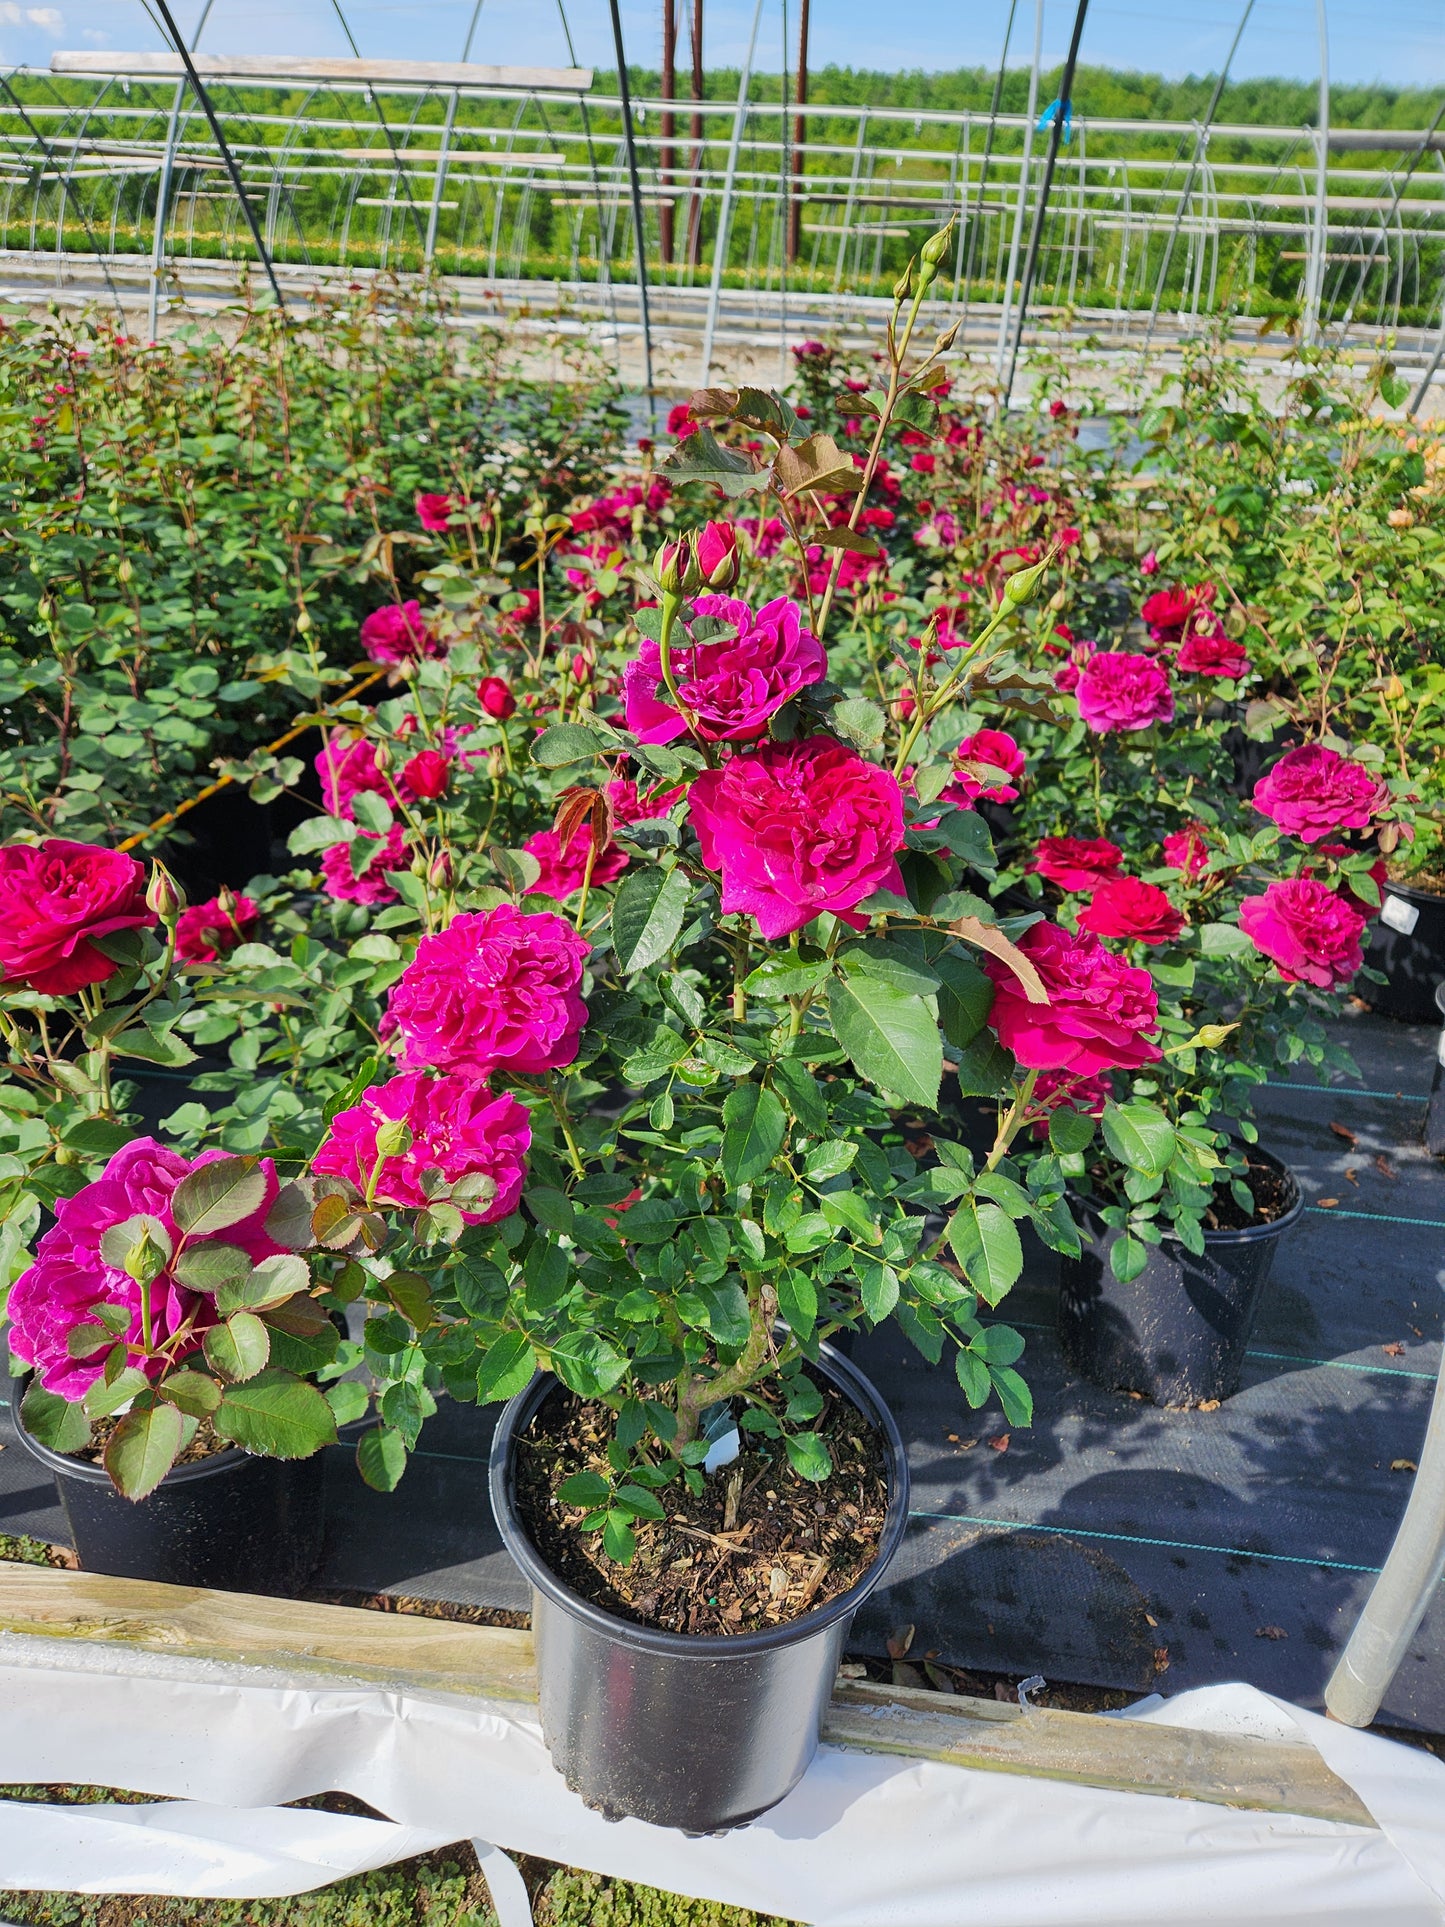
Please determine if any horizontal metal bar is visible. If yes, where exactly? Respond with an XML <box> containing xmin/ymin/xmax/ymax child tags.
<box><xmin>51</xmin><ymin>52</ymin><xmax>593</xmax><ymax>91</ymax></box>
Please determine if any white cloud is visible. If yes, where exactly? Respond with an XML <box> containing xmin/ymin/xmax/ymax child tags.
<box><xmin>26</xmin><ymin>6</ymin><xmax>63</xmax><ymax>25</ymax></box>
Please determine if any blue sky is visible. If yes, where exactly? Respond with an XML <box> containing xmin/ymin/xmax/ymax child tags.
<box><xmin>1</xmin><ymin>0</ymin><xmax>1441</xmax><ymax>88</ymax></box>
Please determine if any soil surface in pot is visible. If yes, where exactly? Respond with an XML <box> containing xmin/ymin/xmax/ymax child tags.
<box><xmin>1386</xmin><ymin>866</ymin><xmax>1445</xmax><ymax>895</ymax></box>
<box><xmin>514</xmin><ymin>1378</ymin><xmax>889</xmax><ymax>1637</ymax></box>
<box><xmin>73</xmin><ymin>1413</ymin><xmax>236</xmax><ymax>1471</ymax></box>
<box><xmin>1201</xmin><ymin>1149</ymin><xmax>1295</xmax><ymax>1231</ymax></box>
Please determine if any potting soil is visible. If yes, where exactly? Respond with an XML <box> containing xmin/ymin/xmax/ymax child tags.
<box><xmin>2</xmin><ymin>1006</ymin><xmax>1441</xmax><ymax>1729</ymax></box>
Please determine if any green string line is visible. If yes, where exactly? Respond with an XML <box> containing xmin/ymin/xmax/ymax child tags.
<box><xmin>1305</xmin><ymin>1207</ymin><xmax>1445</xmax><ymax>1229</ymax></box>
<box><xmin>906</xmin><ymin>1509</ymin><xmax>1385</xmax><ymax>1575</ymax></box>
<box><xmin>988</xmin><ymin>1317</ymin><xmax>1439</xmax><ymax>1380</ymax></box>
<box><xmin>1261</xmin><ymin>1081</ymin><xmax>1428</xmax><ymax>1103</ymax></box>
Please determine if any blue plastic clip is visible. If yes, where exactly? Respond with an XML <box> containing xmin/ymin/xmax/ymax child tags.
<box><xmin>1037</xmin><ymin>97</ymin><xmax>1073</xmax><ymax>143</ymax></box>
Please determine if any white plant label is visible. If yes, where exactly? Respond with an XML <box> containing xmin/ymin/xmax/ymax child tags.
<box><xmin>1380</xmin><ymin>894</ymin><xmax>1419</xmax><ymax>936</ymax></box>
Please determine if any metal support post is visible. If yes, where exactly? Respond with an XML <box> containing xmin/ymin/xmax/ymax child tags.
<box><xmin>608</xmin><ymin>0</ymin><xmax>656</xmax><ymax>420</ymax></box>
<box><xmin>995</xmin><ymin>0</ymin><xmax>1045</xmax><ymax>382</ymax></box>
<box><xmin>148</xmin><ymin>80</ymin><xmax>188</xmax><ymax>340</ymax></box>
<box><xmin>700</xmin><ymin>0</ymin><xmax>764</xmax><ymax>385</ymax></box>
<box><xmin>1302</xmin><ymin>0</ymin><xmax>1330</xmax><ymax>341</ymax></box>
<box><xmin>425</xmin><ymin>87</ymin><xmax>462</xmax><ymax>265</ymax></box>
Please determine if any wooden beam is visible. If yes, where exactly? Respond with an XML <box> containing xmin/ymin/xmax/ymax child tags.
<box><xmin>0</xmin><ymin>1567</ymin><xmax>1375</xmax><ymax>1831</ymax></box>
<box><xmin>51</xmin><ymin>53</ymin><xmax>593</xmax><ymax>94</ymax></box>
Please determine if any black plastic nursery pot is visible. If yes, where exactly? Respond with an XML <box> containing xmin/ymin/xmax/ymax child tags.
<box><xmin>13</xmin><ymin>1399</ymin><xmax>327</xmax><ymax>1594</ymax></box>
<box><xmin>489</xmin><ymin>1343</ymin><xmax>910</xmax><ymax>1833</ymax></box>
<box><xmin>1426</xmin><ymin>982</ymin><xmax>1445</xmax><ymax>1161</ymax></box>
<box><xmin>1057</xmin><ymin>1147</ymin><xmax>1303</xmax><ymax>1408</ymax></box>
<box><xmin>1362</xmin><ymin>881</ymin><xmax>1445</xmax><ymax>1026</ymax></box>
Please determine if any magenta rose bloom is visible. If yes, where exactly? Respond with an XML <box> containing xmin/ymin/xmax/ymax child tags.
<box><xmin>315</xmin><ymin>730</ymin><xmax>416</xmax><ymax>821</ymax></box>
<box><xmin>415</xmin><ymin>492</ymin><xmax>456</xmax><ymax>533</ymax></box>
<box><xmin>523</xmin><ymin>828</ymin><xmax>629</xmax><ymax>900</ymax></box>
<box><xmin>0</xmin><ymin>840</ymin><xmax>152</xmax><ymax>996</ymax></box>
<box><xmin>941</xmin><ymin>729</ymin><xmax>1026</xmax><ymax>807</ymax></box>
<box><xmin>175</xmin><ymin>893</ymin><xmax>259</xmax><ymax>966</ymax></box>
<box><xmin>607</xmin><ymin>776</ymin><xmax>684</xmax><ymax>825</ymax></box>
<box><xmin>1028</xmin><ymin>835</ymin><xmax>1123</xmax><ymax>894</ymax></box>
<box><xmin>403</xmin><ymin>749</ymin><xmax>450</xmax><ymax>801</ymax></box>
<box><xmin>6</xmin><ymin>1139</ymin><xmax>283</xmax><ymax>1400</ymax></box>
<box><xmin>688</xmin><ymin>735</ymin><xmax>906</xmax><ymax>941</ymax></box>
<box><xmin>1140</xmin><ymin>584</ymin><xmax>1204</xmax><ymax>643</ymax></box>
<box><xmin>1077</xmin><ymin>876</ymin><xmax>1186</xmax><ymax>947</ymax></box>
<box><xmin>1252</xmin><ymin>745</ymin><xmax>1390</xmax><ymax>846</ymax></box>
<box><xmin>1175</xmin><ymin>632</ymin><xmax>1251</xmax><ymax>679</ymax></box>
<box><xmin>1029</xmin><ymin>1067</ymin><xmax>1112</xmax><ymax>1139</ymax></box>
<box><xmin>359</xmin><ymin>601</ymin><xmax>438</xmax><ymax>666</ymax></box>
<box><xmin>1163</xmin><ymin>824</ymin><xmax>1210</xmax><ymax>879</ymax></box>
<box><xmin>1076</xmin><ymin>652</ymin><xmax>1174</xmax><ymax>735</ymax></box>
<box><xmin>623</xmin><ymin>594</ymin><xmax>826</xmax><ymax>744</ymax></box>
<box><xmin>1238</xmin><ymin>878</ymin><xmax>1367</xmax><ymax>991</ymax></box>
<box><xmin>314</xmin><ymin>1072</ymin><xmax>530</xmax><ymax>1225</ymax></box>
<box><xmin>320</xmin><ymin>826</ymin><xmax>410</xmax><ymax>906</ymax></box>
<box><xmin>984</xmin><ymin>922</ymin><xmax>1162</xmax><ymax>1076</ymax></box>
<box><xmin>387</xmin><ymin>904</ymin><xmax>590</xmax><ymax>1078</ymax></box>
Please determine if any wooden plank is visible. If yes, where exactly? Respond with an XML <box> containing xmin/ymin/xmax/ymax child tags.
<box><xmin>50</xmin><ymin>53</ymin><xmax>594</xmax><ymax>93</ymax></box>
<box><xmin>0</xmin><ymin>1568</ymin><xmax>1375</xmax><ymax>1829</ymax></box>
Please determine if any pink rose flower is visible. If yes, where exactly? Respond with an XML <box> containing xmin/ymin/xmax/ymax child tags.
<box><xmin>688</xmin><ymin>735</ymin><xmax>906</xmax><ymax>941</ymax></box>
<box><xmin>607</xmin><ymin>776</ymin><xmax>683</xmax><ymax>826</ymax></box>
<box><xmin>941</xmin><ymin>729</ymin><xmax>1026</xmax><ymax>807</ymax></box>
<box><xmin>1252</xmin><ymin>745</ymin><xmax>1391</xmax><ymax>845</ymax></box>
<box><xmin>386</xmin><ymin>904</ymin><xmax>590</xmax><ymax>1078</ymax></box>
<box><xmin>1028</xmin><ymin>835</ymin><xmax>1124</xmax><ymax>893</ymax></box>
<box><xmin>1076</xmin><ymin>652</ymin><xmax>1175</xmax><ymax>734</ymax></box>
<box><xmin>984</xmin><ymin>922</ymin><xmax>1162</xmax><ymax>1076</ymax></box>
<box><xmin>403</xmin><ymin>750</ymin><xmax>450</xmax><ymax>801</ymax></box>
<box><xmin>479</xmin><ymin>676</ymin><xmax>516</xmax><ymax>720</ymax></box>
<box><xmin>1238</xmin><ymin>878</ymin><xmax>1367</xmax><ymax>990</ymax></box>
<box><xmin>314</xmin><ymin>1071</ymin><xmax>531</xmax><ymax>1225</ymax></box>
<box><xmin>320</xmin><ymin>826</ymin><xmax>410</xmax><ymax>905</ymax></box>
<box><xmin>0</xmin><ymin>840</ymin><xmax>152</xmax><ymax>996</ymax></box>
<box><xmin>315</xmin><ymin>731</ymin><xmax>419</xmax><ymax>821</ymax></box>
<box><xmin>175</xmin><ymin>893</ymin><xmax>258</xmax><ymax>966</ymax></box>
<box><xmin>360</xmin><ymin>601</ymin><xmax>439</xmax><ymax>665</ymax></box>
<box><xmin>1030</xmin><ymin>1067</ymin><xmax>1113</xmax><ymax>1138</ymax></box>
<box><xmin>1163</xmin><ymin>824</ymin><xmax>1211</xmax><ymax>879</ymax></box>
<box><xmin>1140</xmin><ymin>551</ymin><xmax>1159</xmax><ymax>576</ymax></box>
<box><xmin>1076</xmin><ymin>876</ymin><xmax>1186</xmax><ymax>946</ymax></box>
<box><xmin>415</xmin><ymin>492</ymin><xmax>456</xmax><ymax>533</ymax></box>
<box><xmin>6</xmin><ymin>1139</ymin><xmax>283</xmax><ymax>1399</ymax></box>
<box><xmin>523</xmin><ymin>828</ymin><xmax>629</xmax><ymax>900</ymax></box>
<box><xmin>623</xmin><ymin>594</ymin><xmax>826</xmax><ymax>744</ymax></box>
<box><xmin>1176</xmin><ymin>632</ymin><xmax>1251</xmax><ymax>679</ymax></box>
<box><xmin>1140</xmin><ymin>584</ymin><xmax>1206</xmax><ymax>642</ymax></box>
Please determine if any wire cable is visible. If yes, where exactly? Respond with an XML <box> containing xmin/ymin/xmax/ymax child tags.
<box><xmin>0</xmin><ymin>72</ymin><xmax>126</xmax><ymax>324</ymax></box>
<box><xmin>606</xmin><ymin>0</ymin><xmax>656</xmax><ymax>422</ymax></box>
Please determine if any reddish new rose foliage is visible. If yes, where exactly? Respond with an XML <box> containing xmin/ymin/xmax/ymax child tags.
<box><xmin>315</xmin><ymin>1072</ymin><xmax>531</xmax><ymax>1225</ymax></box>
<box><xmin>984</xmin><ymin>922</ymin><xmax>1162</xmax><ymax>1077</ymax></box>
<box><xmin>1175</xmin><ymin>632</ymin><xmax>1251</xmax><ymax>679</ymax></box>
<box><xmin>478</xmin><ymin>676</ymin><xmax>516</xmax><ymax>720</ymax></box>
<box><xmin>1163</xmin><ymin>824</ymin><xmax>1211</xmax><ymax>879</ymax></box>
<box><xmin>523</xmin><ymin>827</ymin><xmax>629</xmax><ymax>900</ymax></box>
<box><xmin>6</xmin><ymin>1139</ymin><xmax>283</xmax><ymax>1399</ymax></box>
<box><xmin>1238</xmin><ymin>878</ymin><xmax>1367</xmax><ymax>991</ymax></box>
<box><xmin>402</xmin><ymin>750</ymin><xmax>450</xmax><ymax>801</ymax></box>
<box><xmin>688</xmin><ymin>735</ymin><xmax>906</xmax><ymax>941</ymax></box>
<box><xmin>175</xmin><ymin>894</ymin><xmax>258</xmax><ymax>966</ymax></box>
<box><xmin>941</xmin><ymin>729</ymin><xmax>1026</xmax><ymax>806</ymax></box>
<box><xmin>1252</xmin><ymin>745</ymin><xmax>1391</xmax><ymax>845</ymax></box>
<box><xmin>387</xmin><ymin>904</ymin><xmax>590</xmax><ymax>1079</ymax></box>
<box><xmin>623</xmin><ymin>594</ymin><xmax>826</xmax><ymax>744</ymax></box>
<box><xmin>0</xmin><ymin>840</ymin><xmax>152</xmax><ymax>995</ymax></box>
<box><xmin>1028</xmin><ymin>835</ymin><xmax>1124</xmax><ymax>893</ymax></box>
<box><xmin>1076</xmin><ymin>652</ymin><xmax>1175</xmax><ymax>735</ymax></box>
<box><xmin>1077</xmin><ymin>876</ymin><xmax>1186</xmax><ymax>946</ymax></box>
<box><xmin>320</xmin><ymin>826</ymin><xmax>410</xmax><ymax>906</ymax></box>
<box><xmin>360</xmin><ymin>600</ymin><xmax>438</xmax><ymax>665</ymax></box>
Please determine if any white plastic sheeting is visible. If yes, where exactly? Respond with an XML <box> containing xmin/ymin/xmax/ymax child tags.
<box><xmin>1</xmin><ymin>1636</ymin><xmax>1443</xmax><ymax>1927</ymax></box>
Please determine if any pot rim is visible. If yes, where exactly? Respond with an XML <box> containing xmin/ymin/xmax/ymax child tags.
<box><xmin>1380</xmin><ymin>878</ymin><xmax>1445</xmax><ymax>907</ymax></box>
<box><xmin>1072</xmin><ymin>1143</ymin><xmax>1303</xmax><ymax>1248</ymax></box>
<box><xmin>9</xmin><ymin>1384</ymin><xmax>260</xmax><ymax>1489</ymax></box>
<box><xmin>489</xmin><ymin>1339</ymin><xmax>911</xmax><ymax>1660</ymax></box>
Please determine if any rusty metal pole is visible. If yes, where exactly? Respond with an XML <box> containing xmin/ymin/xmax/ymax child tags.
<box><xmin>787</xmin><ymin>0</ymin><xmax>809</xmax><ymax>266</ymax></box>
<box><xmin>660</xmin><ymin>0</ymin><xmax>677</xmax><ymax>263</ymax></box>
<box><xmin>686</xmin><ymin>0</ymin><xmax>704</xmax><ymax>268</ymax></box>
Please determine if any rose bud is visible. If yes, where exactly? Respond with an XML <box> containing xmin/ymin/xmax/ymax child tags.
<box><xmin>479</xmin><ymin>676</ymin><xmax>516</xmax><ymax>721</ymax></box>
<box><xmin>653</xmin><ymin>535</ymin><xmax>697</xmax><ymax>597</ymax></box>
<box><xmin>146</xmin><ymin>860</ymin><xmax>185</xmax><ymax>925</ymax></box>
<box><xmin>428</xmin><ymin>849</ymin><xmax>454</xmax><ymax>890</ymax></box>
<box><xmin>694</xmin><ymin>520</ymin><xmax>741</xmax><ymax>591</ymax></box>
<box><xmin>571</xmin><ymin>650</ymin><xmax>592</xmax><ymax>683</ymax></box>
<box><xmin>403</xmin><ymin>749</ymin><xmax>450</xmax><ymax>800</ymax></box>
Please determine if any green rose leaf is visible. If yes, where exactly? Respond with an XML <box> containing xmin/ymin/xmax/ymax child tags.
<box><xmin>171</xmin><ymin>1158</ymin><xmax>269</xmax><ymax>1237</ymax></box>
<box><xmin>171</xmin><ymin>1241</ymin><xmax>252</xmax><ymax>1293</ymax></box>
<box><xmin>103</xmin><ymin>1402</ymin><xmax>186</xmax><ymax>1503</ymax></box>
<box><xmin>1109</xmin><ymin>1233</ymin><xmax>1150</xmax><ymax>1284</ymax></box>
<box><xmin>530</xmin><ymin>722</ymin><xmax>604</xmax><ymax>768</ymax></box>
<box><xmin>948</xmin><ymin>1200</ymin><xmax>1023</xmax><ymax>1306</ymax></box>
<box><xmin>955</xmin><ymin>1347</ymin><xmax>991</xmax><ymax>1407</ymax></box>
<box><xmin>325</xmin><ymin>1380</ymin><xmax>370</xmax><ymax>1427</ymax></box>
<box><xmin>216</xmin><ymin>1251</ymin><xmax>311</xmax><ymax>1316</ymax></box>
<box><xmin>82</xmin><ymin>1366</ymin><xmax>151</xmax><ymax>1421</ymax></box>
<box><xmin>214</xmin><ymin>1369</ymin><xmax>339</xmax><ymax>1458</ymax></box>
<box><xmin>356</xmin><ymin>1424</ymin><xmax>408</xmax><ymax>1491</ymax></box>
<box><xmin>20</xmin><ymin>1381</ymin><xmax>92</xmax><ymax>1454</ymax></box>
<box><xmin>156</xmin><ymin>1369</ymin><xmax>222</xmax><ymax>1418</ymax></box>
<box><xmin>721</xmin><ymin>1081</ymin><xmax>787</xmax><ymax>1188</ymax></box>
<box><xmin>203</xmin><ymin>1310</ymin><xmax>271</xmax><ymax>1382</ymax></box>
<box><xmin>934</xmin><ymin>952</ymin><xmax>994</xmax><ymax>1049</ymax></box>
<box><xmin>476</xmin><ymin>1330</ymin><xmax>536</xmax><ymax>1402</ymax></box>
<box><xmin>1101</xmin><ymin>1101</ymin><xmax>1177</xmax><ymax>1179</ymax></box>
<box><xmin>827</xmin><ymin>975</ymin><xmax>942</xmax><ymax>1111</ymax></box>
<box><xmin>989</xmin><ymin>1364</ymin><xmax>1034</xmax><ymax>1428</ymax></box>
<box><xmin>611</xmin><ymin>864</ymin><xmax>693</xmax><ymax>973</ymax></box>
<box><xmin>1048</xmin><ymin>1107</ymin><xmax>1098</xmax><ymax>1156</ymax></box>
<box><xmin>777</xmin><ymin>1267</ymin><xmax>818</xmax><ymax>1340</ymax></box>
<box><xmin>783</xmin><ymin>1430</ymin><xmax>832</xmax><ymax>1482</ymax></box>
